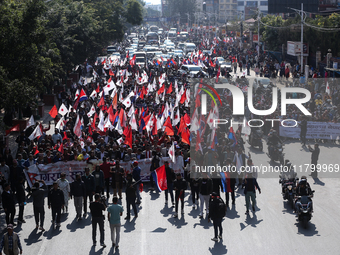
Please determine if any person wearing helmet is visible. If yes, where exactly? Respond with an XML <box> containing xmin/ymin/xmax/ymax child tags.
<box><xmin>294</xmin><ymin>176</ymin><xmax>313</xmax><ymax>213</ymax></box>
<box><xmin>267</xmin><ymin>130</ymin><xmax>282</xmax><ymax>157</ymax></box>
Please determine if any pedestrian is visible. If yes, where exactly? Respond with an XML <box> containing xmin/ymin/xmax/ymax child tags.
<box><xmin>0</xmin><ymin>224</ymin><xmax>23</xmax><ymax>255</ymax></box>
<box><xmin>2</xmin><ymin>183</ymin><xmax>16</xmax><ymax>225</ymax></box>
<box><xmin>308</xmin><ymin>143</ymin><xmax>320</xmax><ymax>178</ymax></box>
<box><xmin>100</xmin><ymin>157</ymin><xmax>115</xmax><ymax>199</ymax></box>
<box><xmin>208</xmin><ymin>192</ymin><xmax>226</xmax><ymax>241</ymax></box>
<box><xmin>198</xmin><ymin>172</ymin><xmax>213</xmax><ymax>219</ymax></box>
<box><xmin>132</xmin><ymin>161</ymin><xmax>142</xmax><ymax>204</ymax></box>
<box><xmin>243</xmin><ymin>177</ymin><xmax>261</xmax><ymax>214</ymax></box>
<box><xmin>70</xmin><ymin>173</ymin><xmax>86</xmax><ymax>220</ymax></box>
<box><xmin>124</xmin><ymin>174</ymin><xmax>138</xmax><ymax>220</ymax></box>
<box><xmin>15</xmin><ymin>177</ymin><xmax>26</xmax><ymax>224</ymax></box>
<box><xmin>48</xmin><ymin>181</ymin><xmax>65</xmax><ymax>228</ymax></box>
<box><xmin>164</xmin><ymin>161</ymin><xmax>175</xmax><ymax>206</ymax></box>
<box><xmin>90</xmin><ymin>193</ymin><xmax>106</xmax><ymax>247</ymax></box>
<box><xmin>173</xmin><ymin>173</ymin><xmax>187</xmax><ymax>218</ymax></box>
<box><xmin>107</xmin><ymin>196</ymin><xmax>123</xmax><ymax>250</ymax></box>
<box><xmin>57</xmin><ymin>172</ymin><xmax>70</xmax><ymax>213</ymax></box>
<box><xmin>112</xmin><ymin>161</ymin><xmax>125</xmax><ymax>200</ymax></box>
<box><xmin>149</xmin><ymin>151</ymin><xmax>160</xmax><ymax>191</ymax></box>
<box><xmin>93</xmin><ymin>165</ymin><xmax>105</xmax><ymax>194</ymax></box>
<box><xmin>300</xmin><ymin>116</ymin><xmax>307</xmax><ymax>146</ymax></box>
<box><xmin>82</xmin><ymin>167</ymin><xmax>96</xmax><ymax>218</ymax></box>
<box><xmin>188</xmin><ymin>164</ymin><xmax>200</xmax><ymax>209</ymax></box>
<box><xmin>31</xmin><ymin>180</ymin><xmax>47</xmax><ymax>231</ymax></box>
<box><xmin>224</xmin><ymin>159</ymin><xmax>236</xmax><ymax>207</ymax></box>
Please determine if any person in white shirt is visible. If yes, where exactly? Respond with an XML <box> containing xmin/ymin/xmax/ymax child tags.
<box><xmin>173</xmin><ymin>152</ymin><xmax>184</xmax><ymax>174</ymax></box>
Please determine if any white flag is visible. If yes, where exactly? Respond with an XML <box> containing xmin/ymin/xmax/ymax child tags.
<box><xmin>127</xmin><ymin>104</ymin><xmax>135</xmax><ymax>118</ymax></box>
<box><xmin>117</xmin><ymin>137</ymin><xmax>124</xmax><ymax>145</ymax></box>
<box><xmin>58</xmin><ymin>103</ymin><xmax>69</xmax><ymax>116</ymax></box>
<box><xmin>173</xmin><ymin>108</ymin><xmax>180</xmax><ymax>126</ymax></box>
<box><xmin>55</xmin><ymin>116</ymin><xmax>65</xmax><ymax>131</ymax></box>
<box><xmin>168</xmin><ymin>142</ymin><xmax>176</xmax><ymax>163</ymax></box>
<box><xmin>25</xmin><ymin>115</ymin><xmax>35</xmax><ymax>130</ymax></box>
<box><xmin>129</xmin><ymin>113</ymin><xmax>138</xmax><ymax>131</ymax></box>
<box><xmin>326</xmin><ymin>82</ymin><xmax>331</xmax><ymax>95</ymax></box>
<box><xmin>115</xmin><ymin>118</ymin><xmax>123</xmax><ymax>135</ymax></box>
<box><xmin>97</xmin><ymin>110</ymin><xmax>105</xmax><ymax>131</ymax></box>
<box><xmin>28</xmin><ymin>125</ymin><xmax>42</xmax><ymax>140</ymax></box>
<box><xmin>87</xmin><ymin>105</ymin><xmax>96</xmax><ymax>117</ymax></box>
<box><xmin>90</xmin><ymin>90</ymin><xmax>97</xmax><ymax>99</ymax></box>
<box><xmin>122</xmin><ymin>91</ymin><xmax>134</xmax><ymax>108</ymax></box>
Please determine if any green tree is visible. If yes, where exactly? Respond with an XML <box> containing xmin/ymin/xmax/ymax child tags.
<box><xmin>125</xmin><ymin>0</ymin><xmax>144</xmax><ymax>26</ymax></box>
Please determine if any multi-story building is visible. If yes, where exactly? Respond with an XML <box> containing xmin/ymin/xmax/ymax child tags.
<box><xmin>219</xmin><ymin>0</ymin><xmax>238</xmax><ymax>22</ymax></box>
<box><xmin>237</xmin><ymin>0</ymin><xmax>268</xmax><ymax>20</ymax></box>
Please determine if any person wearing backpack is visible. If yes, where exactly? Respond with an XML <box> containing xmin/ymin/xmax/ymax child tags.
<box><xmin>208</xmin><ymin>192</ymin><xmax>226</xmax><ymax>242</ymax></box>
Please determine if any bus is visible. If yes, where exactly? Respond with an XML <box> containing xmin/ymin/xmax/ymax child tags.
<box><xmin>149</xmin><ymin>25</ymin><xmax>159</xmax><ymax>33</ymax></box>
<box><xmin>146</xmin><ymin>32</ymin><xmax>159</xmax><ymax>45</ymax></box>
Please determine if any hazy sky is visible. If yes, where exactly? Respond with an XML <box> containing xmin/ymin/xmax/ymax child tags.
<box><xmin>146</xmin><ymin>0</ymin><xmax>161</xmax><ymax>5</ymax></box>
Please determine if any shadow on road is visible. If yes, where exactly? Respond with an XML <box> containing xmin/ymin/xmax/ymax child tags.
<box><xmin>123</xmin><ymin>217</ymin><xmax>136</xmax><ymax>232</ymax></box>
<box><xmin>208</xmin><ymin>240</ymin><xmax>228</xmax><ymax>255</ymax></box>
<box><xmin>66</xmin><ymin>217</ymin><xmax>90</xmax><ymax>232</ymax></box>
<box><xmin>160</xmin><ymin>204</ymin><xmax>173</xmax><ymax>217</ymax></box>
<box><xmin>167</xmin><ymin>215</ymin><xmax>188</xmax><ymax>229</ymax></box>
<box><xmin>193</xmin><ymin>216</ymin><xmax>211</xmax><ymax>230</ymax></box>
<box><xmin>294</xmin><ymin>220</ymin><xmax>319</xmax><ymax>236</ymax></box>
<box><xmin>43</xmin><ymin>224</ymin><xmax>62</xmax><ymax>239</ymax></box>
<box><xmin>151</xmin><ymin>227</ymin><xmax>167</xmax><ymax>233</ymax></box>
<box><xmin>24</xmin><ymin>229</ymin><xmax>43</xmax><ymax>245</ymax></box>
<box><xmin>226</xmin><ymin>205</ymin><xmax>240</xmax><ymax>219</ymax></box>
<box><xmin>312</xmin><ymin>177</ymin><xmax>325</xmax><ymax>186</ymax></box>
<box><xmin>89</xmin><ymin>244</ymin><xmax>106</xmax><ymax>255</ymax></box>
<box><xmin>240</xmin><ymin>214</ymin><xmax>263</xmax><ymax>230</ymax></box>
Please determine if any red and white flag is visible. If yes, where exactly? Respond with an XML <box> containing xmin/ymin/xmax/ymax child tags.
<box><xmin>25</xmin><ymin>115</ymin><xmax>35</xmax><ymax>130</ymax></box>
<box><xmin>87</xmin><ymin>104</ymin><xmax>96</xmax><ymax>117</ymax></box>
<box><xmin>58</xmin><ymin>103</ymin><xmax>69</xmax><ymax>116</ymax></box>
<box><xmin>55</xmin><ymin>117</ymin><xmax>65</xmax><ymax>130</ymax></box>
<box><xmin>168</xmin><ymin>142</ymin><xmax>176</xmax><ymax>163</ymax></box>
<box><xmin>73</xmin><ymin>115</ymin><xmax>82</xmax><ymax>138</ymax></box>
<box><xmin>122</xmin><ymin>91</ymin><xmax>134</xmax><ymax>108</ymax></box>
<box><xmin>29</xmin><ymin>125</ymin><xmax>42</xmax><ymax>140</ymax></box>
<box><xmin>129</xmin><ymin>113</ymin><xmax>138</xmax><ymax>131</ymax></box>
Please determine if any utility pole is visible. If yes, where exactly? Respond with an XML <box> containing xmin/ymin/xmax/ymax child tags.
<box><xmin>258</xmin><ymin>9</ymin><xmax>260</xmax><ymax>57</ymax></box>
<box><xmin>300</xmin><ymin>3</ymin><xmax>304</xmax><ymax>72</ymax></box>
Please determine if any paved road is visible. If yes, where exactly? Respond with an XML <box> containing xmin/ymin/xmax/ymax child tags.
<box><xmin>1</xmin><ymin>139</ymin><xmax>339</xmax><ymax>255</ymax></box>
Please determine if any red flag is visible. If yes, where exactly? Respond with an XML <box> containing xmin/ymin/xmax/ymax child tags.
<box><xmin>181</xmin><ymin>128</ymin><xmax>190</xmax><ymax>145</ymax></box>
<box><xmin>215</xmin><ymin>66</ymin><xmax>220</xmax><ymax>83</ymax></box>
<box><xmin>112</xmin><ymin>92</ymin><xmax>118</xmax><ymax>110</ymax></box>
<box><xmin>49</xmin><ymin>105</ymin><xmax>58</xmax><ymax>118</ymax></box>
<box><xmin>73</xmin><ymin>97</ymin><xmax>80</xmax><ymax>110</ymax></box>
<box><xmin>88</xmin><ymin>126</ymin><xmax>93</xmax><ymax>136</ymax></box>
<box><xmin>62</xmin><ymin>131</ymin><xmax>68</xmax><ymax>141</ymax></box>
<box><xmin>97</xmin><ymin>96</ymin><xmax>105</xmax><ymax>108</ymax></box>
<box><xmin>33</xmin><ymin>146</ymin><xmax>40</xmax><ymax>156</ymax></box>
<box><xmin>123</xmin><ymin>126</ymin><xmax>130</xmax><ymax>137</ymax></box>
<box><xmin>178</xmin><ymin>117</ymin><xmax>186</xmax><ymax>135</ymax></box>
<box><xmin>157</xmin><ymin>84</ymin><xmax>165</xmax><ymax>95</ymax></box>
<box><xmin>151</xmin><ymin>116</ymin><xmax>158</xmax><ymax>136</ymax></box>
<box><xmin>164</xmin><ymin>117</ymin><xmax>174</xmax><ymax>136</ymax></box>
<box><xmin>184</xmin><ymin>113</ymin><xmax>190</xmax><ymax>126</ymax></box>
<box><xmin>195</xmin><ymin>130</ymin><xmax>202</xmax><ymax>152</ymax></box>
<box><xmin>96</xmin><ymin>84</ymin><xmax>100</xmax><ymax>93</ymax></box>
<box><xmin>180</xmin><ymin>89</ymin><xmax>186</xmax><ymax>104</ymax></box>
<box><xmin>58</xmin><ymin>143</ymin><xmax>64</xmax><ymax>154</ymax></box>
<box><xmin>5</xmin><ymin>124</ymin><xmax>20</xmax><ymax>136</ymax></box>
<box><xmin>167</xmin><ymin>83</ymin><xmax>173</xmax><ymax>94</ymax></box>
<box><xmin>92</xmin><ymin>113</ymin><xmax>98</xmax><ymax>129</ymax></box>
<box><xmin>130</xmin><ymin>55</ymin><xmax>136</xmax><ymax>66</ymax></box>
<box><xmin>109</xmin><ymin>69</ymin><xmax>115</xmax><ymax>76</ymax></box>
<box><xmin>213</xmin><ymin>48</ymin><xmax>216</xmax><ymax>54</ymax></box>
<box><xmin>108</xmin><ymin>76</ymin><xmax>112</xmax><ymax>84</ymax></box>
<box><xmin>124</xmin><ymin>126</ymin><xmax>132</xmax><ymax>148</ymax></box>
<box><xmin>195</xmin><ymin>93</ymin><xmax>201</xmax><ymax>107</ymax></box>
<box><xmin>151</xmin><ymin>165</ymin><xmax>167</xmax><ymax>191</ymax></box>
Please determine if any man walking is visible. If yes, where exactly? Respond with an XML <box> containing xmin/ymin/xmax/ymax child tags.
<box><xmin>2</xmin><ymin>183</ymin><xmax>16</xmax><ymax>225</ymax></box>
<box><xmin>164</xmin><ymin>161</ymin><xmax>175</xmax><ymax>206</ymax></box>
<box><xmin>82</xmin><ymin>167</ymin><xmax>95</xmax><ymax>218</ymax></box>
<box><xmin>90</xmin><ymin>194</ymin><xmax>106</xmax><ymax>247</ymax></box>
<box><xmin>308</xmin><ymin>143</ymin><xmax>320</xmax><ymax>178</ymax></box>
<box><xmin>173</xmin><ymin>173</ymin><xmax>187</xmax><ymax>218</ymax></box>
<box><xmin>124</xmin><ymin>174</ymin><xmax>138</xmax><ymax>220</ymax></box>
<box><xmin>208</xmin><ymin>192</ymin><xmax>226</xmax><ymax>241</ymax></box>
<box><xmin>70</xmin><ymin>173</ymin><xmax>86</xmax><ymax>220</ymax></box>
<box><xmin>48</xmin><ymin>181</ymin><xmax>65</xmax><ymax>228</ymax></box>
<box><xmin>0</xmin><ymin>224</ymin><xmax>23</xmax><ymax>255</ymax></box>
<box><xmin>31</xmin><ymin>180</ymin><xmax>47</xmax><ymax>231</ymax></box>
<box><xmin>132</xmin><ymin>161</ymin><xmax>141</xmax><ymax>204</ymax></box>
<box><xmin>198</xmin><ymin>173</ymin><xmax>213</xmax><ymax>219</ymax></box>
<box><xmin>107</xmin><ymin>196</ymin><xmax>123</xmax><ymax>250</ymax></box>
<box><xmin>243</xmin><ymin>177</ymin><xmax>261</xmax><ymax>214</ymax></box>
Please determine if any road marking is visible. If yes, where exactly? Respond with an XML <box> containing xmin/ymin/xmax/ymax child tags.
<box><xmin>141</xmin><ymin>228</ymin><xmax>146</xmax><ymax>255</ymax></box>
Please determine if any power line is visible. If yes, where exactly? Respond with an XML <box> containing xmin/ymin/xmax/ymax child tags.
<box><xmin>303</xmin><ymin>21</ymin><xmax>340</xmax><ymax>32</ymax></box>
<box><xmin>259</xmin><ymin>19</ymin><xmax>299</xmax><ymax>29</ymax></box>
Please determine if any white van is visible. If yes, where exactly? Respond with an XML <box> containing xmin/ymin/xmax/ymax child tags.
<box><xmin>184</xmin><ymin>43</ymin><xmax>196</xmax><ymax>54</ymax></box>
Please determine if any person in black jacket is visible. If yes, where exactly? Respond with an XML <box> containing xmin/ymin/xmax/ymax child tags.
<box><xmin>208</xmin><ymin>192</ymin><xmax>225</xmax><ymax>241</ymax></box>
<box><xmin>82</xmin><ymin>167</ymin><xmax>96</xmax><ymax>217</ymax></box>
<box><xmin>173</xmin><ymin>173</ymin><xmax>187</xmax><ymax>218</ymax></box>
<box><xmin>16</xmin><ymin>177</ymin><xmax>26</xmax><ymax>224</ymax></box>
<box><xmin>125</xmin><ymin>174</ymin><xmax>138</xmax><ymax>220</ymax></box>
<box><xmin>31</xmin><ymin>180</ymin><xmax>47</xmax><ymax>231</ymax></box>
<box><xmin>199</xmin><ymin>173</ymin><xmax>213</xmax><ymax>219</ymax></box>
<box><xmin>300</xmin><ymin>116</ymin><xmax>307</xmax><ymax>146</ymax></box>
<box><xmin>164</xmin><ymin>161</ymin><xmax>175</xmax><ymax>206</ymax></box>
<box><xmin>149</xmin><ymin>151</ymin><xmax>160</xmax><ymax>191</ymax></box>
<box><xmin>308</xmin><ymin>143</ymin><xmax>320</xmax><ymax>178</ymax></box>
<box><xmin>243</xmin><ymin>177</ymin><xmax>261</xmax><ymax>214</ymax></box>
<box><xmin>48</xmin><ymin>182</ymin><xmax>65</xmax><ymax>228</ymax></box>
<box><xmin>2</xmin><ymin>183</ymin><xmax>16</xmax><ymax>225</ymax></box>
<box><xmin>70</xmin><ymin>173</ymin><xmax>86</xmax><ymax>220</ymax></box>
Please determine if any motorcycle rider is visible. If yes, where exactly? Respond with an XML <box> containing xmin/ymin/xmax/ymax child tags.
<box><xmin>294</xmin><ymin>176</ymin><xmax>313</xmax><ymax>213</ymax></box>
<box><xmin>267</xmin><ymin>130</ymin><xmax>283</xmax><ymax>158</ymax></box>
<box><xmin>280</xmin><ymin>159</ymin><xmax>297</xmax><ymax>194</ymax></box>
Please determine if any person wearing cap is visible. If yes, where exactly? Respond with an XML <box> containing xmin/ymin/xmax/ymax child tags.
<box><xmin>0</xmin><ymin>224</ymin><xmax>23</xmax><ymax>255</ymax></box>
<box><xmin>173</xmin><ymin>173</ymin><xmax>187</xmax><ymax>218</ymax></box>
<box><xmin>164</xmin><ymin>161</ymin><xmax>175</xmax><ymax>206</ymax></box>
<box><xmin>132</xmin><ymin>161</ymin><xmax>142</xmax><ymax>204</ymax></box>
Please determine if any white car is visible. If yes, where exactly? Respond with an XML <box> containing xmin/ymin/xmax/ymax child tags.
<box><xmin>178</xmin><ymin>65</ymin><xmax>208</xmax><ymax>77</ymax></box>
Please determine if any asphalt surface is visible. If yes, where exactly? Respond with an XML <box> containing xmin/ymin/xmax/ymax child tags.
<box><xmin>1</xmin><ymin>139</ymin><xmax>339</xmax><ymax>255</ymax></box>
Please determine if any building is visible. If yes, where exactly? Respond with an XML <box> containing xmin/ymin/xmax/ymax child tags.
<box><xmin>146</xmin><ymin>3</ymin><xmax>162</xmax><ymax>13</ymax></box>
<box><xmin>219</xmin><ymin>0</ymin><xmax>238</xmax><ymax>22</ymax></box>
<box><xmin>237</xmin><ymin>0</ymin><xmax>268</xmax><ymax>20</ymax></box>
